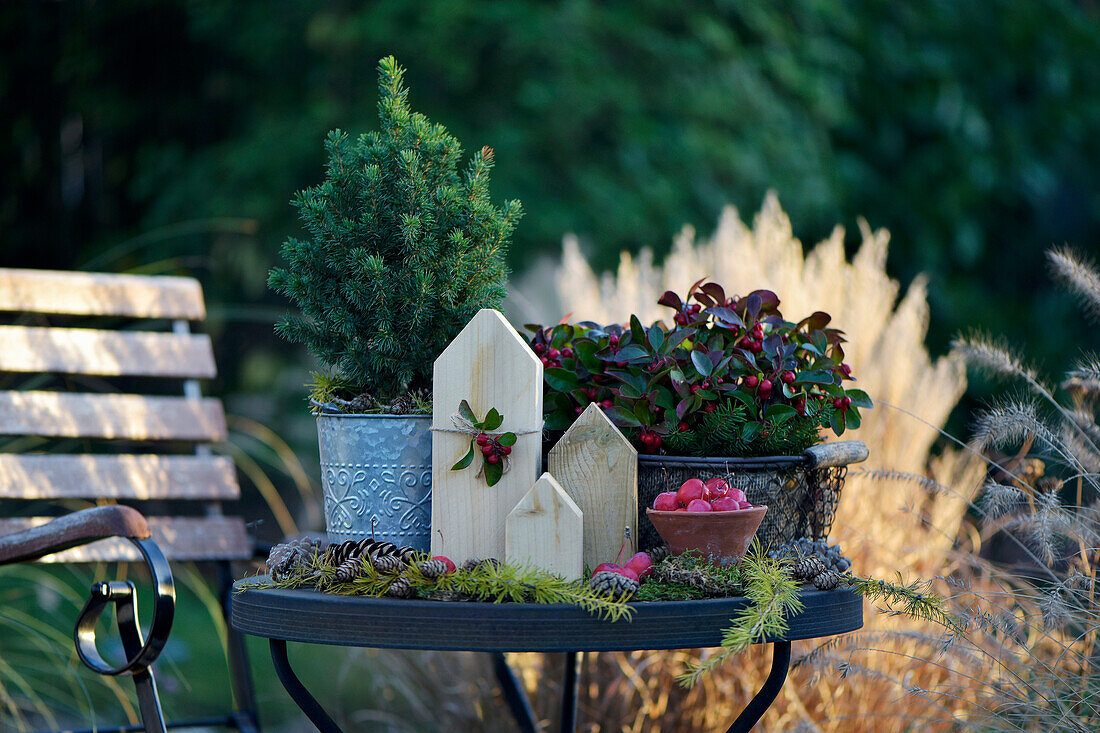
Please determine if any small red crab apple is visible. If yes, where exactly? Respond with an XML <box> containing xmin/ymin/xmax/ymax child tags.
<box><xmin>686</xmin><ymin>498</ymin><xmax>712</xmax><ymax>512</ymax></box>
<box><xmin>624</xmin><ymin>552</ymin><xmax>654</xmax><ymax>579</ymax></box>
<box><xmin>653</xmin><ymin>491</ymin><xmax>679</xmax><ymax>511</ymax></box>
<box><xmin>710</xmin><ymin>496</ymin><xmax>740</xmax><ymax>511</ymax></box>
<box><xmin>433</xmin><ymin>556</ymin><xmax>457</xmax><ymax>574</ymax></box>
<box><xmin>704</xmin><ymin>477</ymin><xmax>730</xmax><ymax>498</ymax></box>
<box><xmin>676</xmin><ymin>478</ymin><xmax>706</xmax><ymax>505</ymax></box>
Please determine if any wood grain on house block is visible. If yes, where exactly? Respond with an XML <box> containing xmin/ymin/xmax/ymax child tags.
<box><xmin>0</xmin><ymin>268</ymin><xmax>206</xmax><ymax>320</ymax></box>
<box><xmin>505</xmin><ymin>472</ymin><xmax>583</xmax><ymax>580</ymax></box>
<box><xmin>549</xmin><ymin>403</ymin><xmax>638</xmax><ymax>570</ymax></box>
<box><xmin>0</xmin><ymin>454</ymin><xmax>239</xmax><ymax>500</ymax></box>
<box><xmin>0</xmin><ymin>326</ymin><xmax>217</xmax><ymax>378</ymax></box>
<box><xmin>0</xmin><ymin>516</ymin><xmax>251</xmax><ymax>562</ymax></box>
<box><xmin>0</xmin><ymin>391</ymin><xmax>227</xmax><ymax>441</ymax></box>
<box><xmin>431</xmin><ymin>309</ymin><xmax>543</xmax><ymax>564</ymax></box>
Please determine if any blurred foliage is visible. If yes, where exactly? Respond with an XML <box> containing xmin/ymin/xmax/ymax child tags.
<box><xmin>1</xmin><ymin>0</ymin><xmax>1099</xmax><ymax>398</ymax></box>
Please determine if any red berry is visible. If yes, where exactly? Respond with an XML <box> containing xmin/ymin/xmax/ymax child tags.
<box><xmin>781</xmin><ymin>371</ymin><xmax>795</xmax><ymax>384</ymax></box>
<box><xmin>548</xmin><ymin>348</ymin><xmax>561</xmax><ymax>359</ymax></box>
<box><xmin>534</xmin><ymin>343</ymin><xmax>546</xmax><ymax>354</ymax></box>
<box><xmin>710</xmin><ymin>496</ymin><xmax>740</xmax><ymax>511</ymax></box>
<box><xmin>759</xmin><ymin>379</ymin><xmax>773</xmax><ymax>393</ymax></box>
<box><xmin>674</xmin><ymin>313</ymin><xmax>687</xmax><ymax>325</ymax></box>
<box><xmin>677</xmin><ymin>478</ymin><xmax>706</xmax><ymax>505</ymax></box>
<box><xmin>585</xmin><ymin>388</ymin><xmax>597</xmax><ymax>399</ymax></box>
<box><xmin>653</xmin><ymin>491</ymin><xmax>679</xmax><ymax>511</ymax></box>
<box><xmin>625</xmin><ymin>552</ymin><xmax>655</xmax><ymax>579</ymax></box>
<box><xmin>842</xmin><ymin>396</ymin><xmax>852</xmax><ymax>410</ymax></box>
<box><xmin>593</xmin><ymin>562</ymin><xmax>621</xmax><ymax>576</ymax></box>
<box><xmin>744</xmin><ymin>375</ymin><xmax>759</xmax><ymax>388</ymax></box>
<box><xmin>689</xmin><ymin>304</ymin><xmax>701</xmax><ymax>314</ymax></box>
<box><xmin>752</xmin><ymin>324</ymin><xmax>764</xmax><ymax>338</ymax></box>
<box><xmin>481</xmin><ymin>444</ymin><xmax>494</xmax><ymax>455</ymax></box>
<box><xmin>678</xmin><ymin>421</ymin><xmax>690</xmax><ymax>433</ymax></box>
<box><xmin>651</xmin><ymin>435</ymin><xmax>663</xmax><ymax>448</ymax></box>
<box><xmin>833</xmin><ymin>397</ymin><xmax>844</xmax><ymax>409</ymax></box>
<box><xmin>690</xmin><ymin>384</ymin><xmax>701</xmax><ymax>394</ymax></box>
<box><xmin>840</xmin><ymin>363</ymin><xmax>852</xmax><ymax>377</ymax></box>
<box><xmin>540</xmin><ymin>356</ymin><xmax>550</xmax><ymax>366</ymax></box>
<box><xmin>609</xmin><ymin>334</ymin><xmax>620</xmax><ymax>347</ymax></box>
<box><xmin>750</xmin><ymin>340</ymin><xmax>763</xmax><ymax>353</ymax></box>
<box><xmin>715</xmin><ymin>377</ymin><xmax>724</xmax><ymax>385</ymax></box>
<box><xmin>476</xmin><ymin>433</ymin><xmax>489</xmax><ymax>446</ymax></box>
<box><xmin>601</xmin><ymin>399</ymin><xmax>613</xmax><ymax>408</ymax></box>
<box><xmin>562</xmin><ymin>348</ymin><xmax>574</xmax><ymax>358</ymax></box>
<box><xmin>575</xmin><ymin>406</ymin><xmax>584</xmax><ymax>414</ymax></box>
<box><xmin>686</xmin><ymin>498</ymin><xmax>712</xmax><ymax>512</ymax></box>
<box><xmin>500</xmin><ymin>445</ymin><xmax>512</xmax><ymax>455</ymax></box>
<box><xmin>704</xmin><ymin>403</ymin><xmax>716</xmax><ymax>413</ymax></box>
<box><xmin>433</xmin><ymin>556</ymin><xmax>457</xmax><ymax>574</ymax></box>
<box><xmin>487</xmin><ymin>454</ymin><xmax>500</xmax><ymax>464</ymax></box>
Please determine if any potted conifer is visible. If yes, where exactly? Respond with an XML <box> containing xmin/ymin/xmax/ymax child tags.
<box><xmin>269</xmin><ymin>57</ymin><xmax>521</xmax><ymax>550</ymax></box>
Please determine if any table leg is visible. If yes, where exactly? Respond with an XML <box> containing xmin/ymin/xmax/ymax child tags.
<box><xmin>269</xmin><ymin>639</ymin><xmax>342</xmax><ymax>733</ymax></box>
<box><xmin>560</xmin><ymin>651</ymin><xmax>581</xmax><ymax>733</ymax></box>
<box><xmin>492</xmin><ymin>652</ymin><xmax>538</xmax><ymax>733</ymax></box>
<box><xmin>726</xmin><ymin>641</ymin><xmax>792</xmax><ymax>733</ymax></box>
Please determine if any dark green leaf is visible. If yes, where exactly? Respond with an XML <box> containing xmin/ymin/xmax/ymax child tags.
<box><xmin>846</xmin><ymin>408</ymin><xmax>861</xmax><ymax>430</ymax></box>
<box><xmin>691</xmin><ymin>350</ymin><xmax>713</xmax><ymax>376</ymax></box>
<box><xmin>765</xmin><ymin>404</ymin><xmax>797</xmax><ymax>424</ymax></box>
<box><xmin>846</xmin><ymin>389</ymin><xmax>873</xmax><ymax>409</ymax></box>
<box><xmin>451</xmin><ymin>442</ymin><xmax>476</xmax><ymax>471</ymax></box>
<box><xmin>794</xmin><ymin>370</ymin><xmax>835</xmax><ymax>385</ymax></box>
<box><xmin>830</xmin><ymin>409</ymin><xmax>846</xmax><ymax>436</ymax></box>
<box><xmin>544</xmin><ymin>367</ymin><xmax>579</xmax><ymax>393</ymax></box>
<box><xmin>605</xmin><ymin>406</ymin><xmax>642</xmax><ymax>428</ymax></box>
<box><xmin>741</xmin><ymin>421</ymin><xmax>762</xmax><ymax>441</ymax></box>
<box><xmin>458</xmin><ymin>400</ymin><xmax>476</xmax><ymax>424</ymax></box>
<box><xmin>498</xmin><ymin>432</ymin><xmax>517</xmax><ymax>446</ymax></box>
<box><xmin>648</xmin><ymin>326</ymin><xmax>665</xmax><ymax>352</ymax></box>
<box><xmin>485</xmin><ymin>459</ymin><xmax>504</xmax><ymax>487</ymax></box>
<box><xmin>483</xmin><ymin>408</ymin><xmax>503</xmax><ymax>431</ymax></box>
<box><xmin>630</xmin><ymin>314</ymin><xmax>646</xmax><ymax>344</ymax></box>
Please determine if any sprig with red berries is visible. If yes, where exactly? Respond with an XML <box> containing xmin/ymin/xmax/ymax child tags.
<box><xmin>450</xmin><ymin>400</ymin><xmax>517</xmax><ymax>487</ymax></box>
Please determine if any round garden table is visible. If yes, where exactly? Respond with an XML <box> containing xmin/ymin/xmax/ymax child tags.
<box><xmin>231</xmin><ymin>578</ymin><xmax>862</xmax><ymax>732</ymax></box>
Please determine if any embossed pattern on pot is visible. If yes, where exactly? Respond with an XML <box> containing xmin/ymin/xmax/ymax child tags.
<box><xmin>317</xmin><ymin>413</ymin><xmax>432</xmax><ymax>550</ymax></box>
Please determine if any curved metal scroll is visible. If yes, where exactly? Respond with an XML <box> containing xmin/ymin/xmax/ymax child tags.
<box><xmin>74</xmin><ymin>537</ymin><xmax>176</xmax><ymax>676</ymax></box>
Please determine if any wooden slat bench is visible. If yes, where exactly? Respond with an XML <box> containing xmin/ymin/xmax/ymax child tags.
<box><xmin>0</xmin><ymin>267</ymin><xmax>258</xmax><ymax>731</ymax></box>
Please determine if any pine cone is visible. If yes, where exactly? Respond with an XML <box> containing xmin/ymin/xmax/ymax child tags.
<box><xmin>790</xmin><ymin>556</ymin><xmax>827</xmax><ymax>581</ymax></box>
<box><xmin>811</xmin><ymin>569</ymin><xmax>844</xmax><ymax>591</ymax></box>
<box><xmin>266</xmin><ymin>537</ymin><xmax>321</xmax><ymax>581</ymax></box>
<box><xmin>395</xmin><ymin>547</ymin><xmax>421</xmax><ymax>564</ymax></box>
<box><xmin>418</xmin><ymin>559</ymin><xmax>450</xmax><ymax>579</ymax></box>
<box><xmin>366</xmin><ymin>541</ymin><xmax>399</xmax><ymax>559</ymax></box>
<box><xmin>372</xmin><ymin>555</ymin><xmax>405</xmax><ymax>574</ymax></box>
<box><xmin>325</xmin><ymin>540</ymin><xmax>360</xmax><ymax>567</ymax></box>
<box><xmin>461</xmin><ymin>558</ymin><xmax>502</xmax><ymax>572</ymax></box>
<box><xmin>334</xmin><ymin>557</ymin><xmax>364</xmax><ymax>583</ymax></box>
<box><xmin>589</xmin><ymin>571</ymin><xmax>639</xmax><ymax>600</ymax></box>
<box><xmin>348</xmin><ymin>394</ymin><xmax>375</xmax><ymax>413</ymax></box>
<box><xmin>386</xmin><ymin>577</ymin><xmax>414</xmax><ymax>598</ymax></box>
<box><xmin>648</xmin><ymin>545</ymin><xmax>671</xmax><ymax>564</ymax></box>
<box><xmin>386</xmin><ymin>394</ymin><xmax>414</xmax><ymax>415</ymax></box>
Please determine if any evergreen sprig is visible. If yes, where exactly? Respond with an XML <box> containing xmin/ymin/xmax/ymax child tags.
<box><xmin>269</xmin><ymin>56</ymin><xmax>522</xmax><ymax>405</ymax></box>
<box><xmin>678</xmin><ymin>551</ymin><xmax>803</xmax><ymax>686</ymax></box>
<box><xmin>246</xmin><ymin>551</ymin><xmax>632</xmax><ymax>622</ymax></box>
<box><xmin>846</xmin><ymin>573</ymin><xmax>963</xmax><ymax>632</ymax></box>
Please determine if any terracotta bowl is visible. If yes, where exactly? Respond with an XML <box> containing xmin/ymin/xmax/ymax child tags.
<box><xmin>645</xmin><ymin>506</ymin><xmax>768</xmax><ymax>565</ymax></box>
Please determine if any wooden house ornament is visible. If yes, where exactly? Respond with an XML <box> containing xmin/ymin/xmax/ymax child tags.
<box><xmin>548</xmin><ymin>403</ymin><xmax>637</xmax><ymax>570</ymax></box>
<box><xmin>505</xmin><ymin>472</ymin><xmax>583</xmax><ymax>580</ymax></box>
<box><xmin>431</xmin><ymin>309</ymin><xmax>543</xmax><ymax>564</ymax></box>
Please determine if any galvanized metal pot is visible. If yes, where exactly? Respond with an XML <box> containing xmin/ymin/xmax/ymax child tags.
<box><xmin>316</xmin><ymin>413</ymin><xmax>432</xmax><ymax>551</ymax></box>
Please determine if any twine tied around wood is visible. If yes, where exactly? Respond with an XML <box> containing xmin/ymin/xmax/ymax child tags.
<box><xmin>433</xmin><ymin>400</ymin><xmax>538</xmax><ymax>486</ymax></box>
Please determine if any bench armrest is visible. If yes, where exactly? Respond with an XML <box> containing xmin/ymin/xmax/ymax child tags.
<box><xmin>0</xmin><ymin>505</ymin><xmax>151</xmax><ymax>565</ymax></box>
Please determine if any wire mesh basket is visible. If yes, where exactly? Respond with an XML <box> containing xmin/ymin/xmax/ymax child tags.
<box><xmin>637</xmin><ymin>441</ymin><xmax>868</xmax><ymax>552</ymax></box>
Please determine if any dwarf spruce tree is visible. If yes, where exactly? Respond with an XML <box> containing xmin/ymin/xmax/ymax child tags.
<box><xmin>269</xmin><ymin>57</ymin><xmax>521</xmax><ymax>407</ymax></box>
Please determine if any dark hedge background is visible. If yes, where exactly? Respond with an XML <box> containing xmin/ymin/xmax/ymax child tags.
<box><xmin>3</xmin><ymin>0</ymin><xmax>1099</xmax><ymax>436</ymax></box>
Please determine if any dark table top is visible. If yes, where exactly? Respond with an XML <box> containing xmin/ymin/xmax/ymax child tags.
<box><xmin>231</xmin><ymin>577</ymin><xmax>863</xmax><ymax>653</ymax></box>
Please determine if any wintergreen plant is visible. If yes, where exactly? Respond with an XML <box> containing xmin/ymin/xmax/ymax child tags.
<box><xmin>269</xmin><ymin>56</ymin><xmax>521</xmax><ymax>408</ymax></box>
